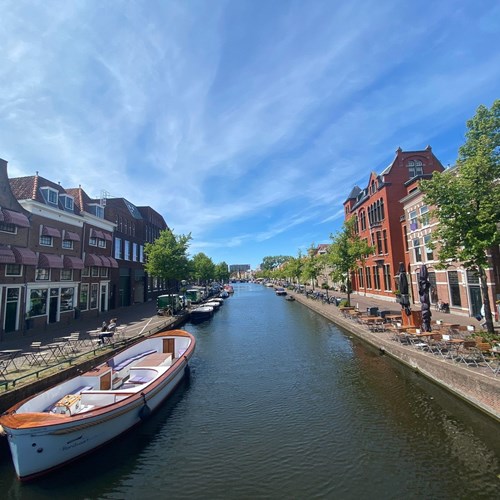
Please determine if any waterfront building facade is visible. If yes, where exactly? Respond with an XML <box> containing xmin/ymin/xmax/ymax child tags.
<box><xmin>343</xmin><ymin>146</ymin><xmax>445</xmax><ymax>301</ymax></box>
<box><xmin>400</xmin><ymin>174</ymin><xmax>499</xmax><ymax>320</ymax></box>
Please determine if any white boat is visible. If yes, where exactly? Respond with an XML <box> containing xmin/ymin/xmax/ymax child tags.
<box><xmin>0</xmin><ymin>329</ymin><xmax>195</xmax><ymax>481</ymax></box>
<box><xmin>204</xmin><ymin>301</ymin><xmax>220</xmax><ymax>310</ymax></box>
<box><xmin>190</xmin><ymin>305</ymin><xmax>214</xmax><ymax>321</ymax></box>
<box><xmin>275</xmin><ymin>287</ymin><xmax>287</xmax><ymax>296</ymax></box>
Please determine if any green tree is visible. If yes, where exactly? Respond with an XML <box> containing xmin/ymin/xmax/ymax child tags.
<box><xmin>326</xmin><ymin>218</ymin><xmax>374</xmax><ymax>305</ymax></box>
<box><xmin>144</xmin><ymin>230</ymin><xmax>192</xmax><ymax>293</ymax></box>
<box><xmin>214</xmin><ymin>261</ymin><xmax>230</xmax><ymax>283</ymax></box>
<box><xmin>421</xmin><ymin>100</ymin><xmax>500</xmax><ymax>333</ymax></box>
<box><xmin>284</xmin><ymin>252</ymin><xmax>304</xmax><ymax>284</ymax></box>
<box><xmin>191</xmin><ymin>252</ymin><xmax>216</xmax><ymax>286</ymax></box>
<box><xmin>301</xmin><ymin>244</ymin><xmax>322</xmax><ymax>290</ymax></box>
<box><xmin>260</xmin><ymin>255</ymin><xmax>292</xmax><ymax>272</ymax></box>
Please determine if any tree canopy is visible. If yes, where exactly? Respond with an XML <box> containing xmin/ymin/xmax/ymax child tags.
<box><xmin>190</xmin><ymin>252</ymin><xmax>216</xmax><ymax>285</ymax></box>
<box><xmin>420</xmin><ymin>100</ymin><xmax>500</xmax><ymax>333</ymax></box>
<box><xmin>144</xmin><ymin>230</ymin><xmax>192</xmax><ymax>287</ymax></box>
<box><xmin>326</xmin><ymin>218</ymin><xmax>374</xmax><ymax>305</ymax></box>
<box><xmin>259</xmin><ymin>255</ymin><xmax>292</xmax><ymax>271</ymax></box>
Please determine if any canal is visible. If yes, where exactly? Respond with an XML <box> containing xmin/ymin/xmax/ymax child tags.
<box><xmin>1</xmin><ymin>282</ymin><xmax>499</xmax><ymax>499</ymax></box>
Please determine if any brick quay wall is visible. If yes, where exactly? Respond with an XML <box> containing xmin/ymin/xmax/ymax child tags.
<box><xmin>289</xmin><ymin>291</ymin><xmax>500</xmax><ymax>423</ymax></box>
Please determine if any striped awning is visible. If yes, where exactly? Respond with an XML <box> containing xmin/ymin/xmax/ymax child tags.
<box><xmin>38</xmin><ymin>253</ymin><xmax>64</xmax><ymax>269</ymax></box>
<box><xmin>0</xmin><ymin>247</ymin><xmax>16</xmax><ymax>264</ymax></box>
<box><xmin>84</xmin><ymin>253</ymin><xmax>103</xmax><ymax>266</ymax></box>
<box><xmin>12</xmin><ymin>247</ymin><xmax>38</xmax><ymax>266</ymax></box>
<box><xmin>108</xmin><ymin>257</ymin><xmax>119</xmax><ymax>268</ymax></box>
<box><xmin>42</xmin><ymin>226</ymin><xmax>61</xmax><ymax>238</ymax></box>
<box><xmin>64</xmin><ymin>230</ymin><xmax>81</xmax><ymax>241</ymax></box>
<box><xmin>90</xmin><ymin>228</ymin><xmax>105</xmax><ymax>239</ymax></box>
<box><xmin>1</xmin><ymin>209</ymin><xmax>30</xmax><ymax>228</ymax></box>
<box><xmin>63</xmin><ymin>255</ymin><xmax>84</xmax><ymax>269</ymax></box>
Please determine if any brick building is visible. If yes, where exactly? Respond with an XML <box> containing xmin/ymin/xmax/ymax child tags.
<box><xmin>401</xmin><ymin>173</ymin><xmax>499</xmax><ymax>320</ymax></box>
<box><xmin>343</xmin><ymin>146</ymin><xmax>445</xmax><ymax>301</ymax></box>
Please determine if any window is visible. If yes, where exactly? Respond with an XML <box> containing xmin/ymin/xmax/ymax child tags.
<box><xmin>0</xmin><ymin>222</ymin><xmax>16</xmax><ymax>234</ymax></box>
<box><xmin>79</xmin><ymin>284</ymin><xmax>89</xmax><ymax>310</ymax></box>
<box><xmin>448</xmin><ymin>270</ymin><xmax>462</xmax><ymax>307</ymax></box>
<box><xmin>5</xmin><ymin>264</ymin><xmax>22</xmax><ymax>276</ymax></box>
<box><xmin>382</xmin><ymin>230</ymin><xmax>388</xmax><ymax>254</ymax></box>
<box><xmin>372</xmin><ymin>266</ymin><xmax>380</xmax><ymax>290</ymax></box>
<box><xmin>358</xmin><ymin>268</ymin><xmax>364</xmax><ymax>288</ymax></box>
<box><xmin>408</xmin><ymin>160</ymin><xmax>423</xmax><ymax>178</ymax></box>
<box><xmin>413</xmin><ymin>238</ymin><xmax>422</xmax><ymax>262</ymax></box>
<box><xmin>424</xmin><ymin>234</ymin><xmax>434</xmax><ymax>261</ymax></box>
<box><xmin>98</xmin><ymin>239</ymin><xmax>106</xmax><ymax>248</ymax></box>
<box><xmin>383</xmin><ymin>264</ymin><xmax>391</xmax><ymax>291</ymax></box>
<box><xmin>61</xmin><ymin>269</ymin><xmax>73</xmax><ymax>281</ymax></box>
<box><xmin>62</xmin><ymin>239</ymin><xmax>74</xmax><ymax>249</ymax></box>
<box><xmin>36</xmin><ymin>268</ymin><xmax>50</xmax><ymax>280</ymax></box>
<box><xmin>409</xmin><ymin>210</ymin><xmax>418</xmax><ymax>231</ymax></box>
<box><xmin>139</xmin><ymin>245</ymin><xmax>144</xmax><ymax>263</ymax></box>
<box><xmin>100</xmin><ymin>267</ymin><xmax>109</xmax><ymax>278</ymax></box>
<box><xmin>420</xmin><ymin>205</ymin><xmax>430</xmax><ymax>226</ymax></box>
<box><xmin>82</xmin><ymin>267</ymin><xmax>90</xmax><ymax>277</ymax></box>
<box><xmin>89</xmin><ymin>236</ymin><xmax>97</xmax><ymax>246</ymax></box>
<box><xmin>60</xmin><ymin>287</ymin><xmax>74</xmax><ymax>311</ymax></box>
<box><xmin>133</xmin><ymin>243</ymin><xmax>138</xmax><ymax>261</ymax></box>
<box><xmin>360</xmin><ymin>211</ymin><xmax>366</xmax><ymax>231</ymax></box>
<box><xmin>41</xmin><ymin>186</ymin><xmax>58</xmax><ymax>205</ymax></box>
<box><xmin>365</xmin><ymin>267</ymin><xmax>372</xmax><ymax>288</ymax></box>
<box><xmin>91</xmin><ymin>267</ymin><xmax>99</xmax><ymax>277</ymax></box>
<box><xmin>88</xmin><ymin>204</ymin><xmax>104</xmax><ymax>218</ymax></box>
<box><xmin>60</xmin><ymin>194</ymin><xmax>74</xmax><ymax>211</ymax></box>
<box><xmin>28</xmin><ymin>288</ymin><xmax>48</xmax><ymax>316</ymax></box>
<box><xmin>376</xmin><ymin>231</ymin><xmax>383</xmax><ymax>255</ymax></box>
<box><xmin>115</xmin><ymin>237</ymin><xmax>123</xmax><ymax>259</ymax></box>
<box><xmin>90</xmin><ymin>283</ymin><xmax>98</xmax><ymax>309</ymax></box>
<box><xmin>124</xmin><ymin>240</ymin><xmax>131</xmax><ymax>260</ymax></box>
<box><xmin>40</xmin><ymin>235</ymin><xmax>53</xmax><ymax>246</ymax></box>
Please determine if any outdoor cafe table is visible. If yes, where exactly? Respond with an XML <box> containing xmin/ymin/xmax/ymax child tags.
<box><xmin>385</xmin><ymin>314</ymin><xmax>402</xmax><ymax>323</ymax></box>
<box><xmin>0</xmin><ymin>349</ymin><xmax>22</xmax><ymax>371</ymax></box>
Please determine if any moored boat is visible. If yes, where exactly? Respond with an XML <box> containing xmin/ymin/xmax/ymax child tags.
<box><xmin>190</xmin><ymin>305</ymin><xmax>214</xmax><ymax>321</ymax></box>
<box><xmin>275</xmin><ymin>287</ymin><xmax>287</xmax><ymax>296</ymax></box>
<box><xmin>0</xmin><ymin>329</ymin><xmax>195</xmax><ymax>481</ymax></box>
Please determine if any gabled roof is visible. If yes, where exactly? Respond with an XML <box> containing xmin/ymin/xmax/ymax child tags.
<box><xmin>10</xmin><ymin>174</ymin><xmax>79</xmax><ymax>214</ymax></box>
<box><xmin>65</xmin><ymin>187</ymin><xmax>94</xmax><ymax>213</ymax></box>
<box><xmin>345</xmin><ymin>185</ymin><xmax>361</xmax><ymax>200</ymax></box>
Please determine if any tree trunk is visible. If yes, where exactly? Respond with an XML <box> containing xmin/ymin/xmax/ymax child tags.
<box><xmin>479</xmin><ymin>268</ymin><xmax>494</xmax><ymax>333</ymax></box>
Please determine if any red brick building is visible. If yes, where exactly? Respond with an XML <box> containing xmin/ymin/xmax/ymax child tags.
<box><xmin>343</xmin><ymin>146</ymin><xmax>444</xmax><ymax>302</ymax></box>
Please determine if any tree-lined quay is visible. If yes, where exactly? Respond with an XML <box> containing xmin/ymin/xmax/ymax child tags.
<box><xmin>257</xmin><ymin>100</ymin><xmax>500</xmax><ymax>340</ymax></box>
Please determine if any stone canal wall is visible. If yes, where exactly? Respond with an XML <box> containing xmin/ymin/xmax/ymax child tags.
<box><xmin>290</xmin><ymin>292</ymin><xmax>500</xmax><ymax>423</ymax></box>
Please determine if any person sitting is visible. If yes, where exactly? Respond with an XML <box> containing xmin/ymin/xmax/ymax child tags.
<box><xmin>99</xmin><ymin>318</ymin><xmax>117</xmax><ymax>344</ymax></box>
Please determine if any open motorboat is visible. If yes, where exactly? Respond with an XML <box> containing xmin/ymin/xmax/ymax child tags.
<box><xmin>190</xmin><ymin>305</ymin><xmax>214</xmax><ymax>321</ymax></box>
<box><xmin>0</xmin><ymin>329</ymin><xmax>195</xmax><ymax>481</ymax></box>
<box><xmin>275</xmin><ymin>287</ymin><xmax>287</xmax><ymax>296</ymax></box>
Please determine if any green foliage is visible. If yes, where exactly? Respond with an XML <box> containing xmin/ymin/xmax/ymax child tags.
<box><xmin>421</xmin><ymin>100</ymin><xmax>500</xmax><ymax>334</ymax></box>
<box><xmin>326</xmin><ymin>218</ymin><xmax>374</xmax><ymax>302</ymax></box>
<box><xmin>144</xmin><ymin>230</ymin><xmax>191</xmax><ymax>283</ymax></box>
<box><xmin>260</xmin><ymin>255</ymin><xmax>292</xmax><ymax>271</ymax></box>
<box><xmin>214</xmin><ymin>261</ymin><xmax>230</xmax><ymax>283</ymax></box>
<box><xmin>190</xmin><ymin>252</ymin><xmax>215</xmax><ymax>284</ymax></box>
<box><xmin>338</xmin><ymin>299</ymin><xmax>350</xmax><ymax>308</ymax></box>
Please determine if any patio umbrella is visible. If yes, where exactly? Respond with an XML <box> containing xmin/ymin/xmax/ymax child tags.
<box><xmin>418</xmin><ymin>264</ymin><xmax>432</xmax><ymax>332</ymax></box>
<box><xmin>398</xmin><ymin>262</ymin><xmax>411</xmax><ymax>316</ymax></box>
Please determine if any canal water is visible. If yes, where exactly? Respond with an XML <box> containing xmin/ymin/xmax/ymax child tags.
<box><xmin>1</xmin><ymin>282</ymin><xmax>499</xmax><ymax>499</ymax></box>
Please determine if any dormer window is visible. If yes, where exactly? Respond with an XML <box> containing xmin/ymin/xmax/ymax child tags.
<box><xmin>408</xmin><ymin>159</ymin><xmax>423</xmax><ymax>178</ymax></box>
<box><xmin>60</xmin><ymin>194</ymin><xmax>74</xmax><ymax>211</ymax></box>
<box><xmin>41</xmin><ymin>187</ymin><xmax>59</xmax><ymax>206</ymax></box>
<box><xmin>88</xmin><ymin>204</ymin><xmax>104</xmax><ymax>218</ymax></box>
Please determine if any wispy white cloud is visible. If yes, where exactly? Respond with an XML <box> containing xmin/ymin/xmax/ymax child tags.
<box><xmin>1</xmin><ymin>0</ymin><xmax>499</xmax><ymax>266</ymax></box>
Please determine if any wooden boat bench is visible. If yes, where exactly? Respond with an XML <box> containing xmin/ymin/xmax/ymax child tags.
<box><xmin>109</xmin><ymin>349</ymin><xmax>157</xmax><ymax>386</ymax></box>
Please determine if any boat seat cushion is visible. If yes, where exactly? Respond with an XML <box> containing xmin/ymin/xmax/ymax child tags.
<box><xmin>112</xmin><ymin>349</ymin><xmax>157</xmax><ymax>372</ymax></box>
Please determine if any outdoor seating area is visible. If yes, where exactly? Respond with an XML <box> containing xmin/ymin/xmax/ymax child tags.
<box><xmin>338</xmin><ymin>302</ymin><xmax>500</xmax><ymax>376</ymax></box>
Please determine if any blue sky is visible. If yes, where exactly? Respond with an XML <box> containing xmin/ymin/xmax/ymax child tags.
<box><xmin>1</xmin><ymin>1</ymin><xmax>499</xmax><ymax>269</ymax></box>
